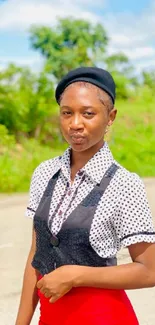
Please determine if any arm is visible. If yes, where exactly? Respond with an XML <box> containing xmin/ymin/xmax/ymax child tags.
<box><xmin>37</xmin><ymin>176</ymin><xmax>155</xmax><ymax>302</ymax></box>
<box><xmin>15</xmin><ymin>228</ymin><xmax>39</xmax><ymax>325</ymax></box>
<box><xmin>36</xmin><ymin>242</ymin><xmax>155</xmax><ymax>304</ymax></box>
<box><xmin>73</xmin><ymin>242</ymin><xmax>155</xmax><ymax>290</ymax></box>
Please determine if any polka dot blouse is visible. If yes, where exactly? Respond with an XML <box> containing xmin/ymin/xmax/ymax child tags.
<box><xmin>26</xmin><ymin>142</ymin><xmax>155</xmax><ymax>258</ymax></box>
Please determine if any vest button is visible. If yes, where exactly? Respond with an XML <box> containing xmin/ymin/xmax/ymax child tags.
<box><xmin>50</xmin><ymin>235</ymin><xmax>59</xmax><ymax>247</ymax></box>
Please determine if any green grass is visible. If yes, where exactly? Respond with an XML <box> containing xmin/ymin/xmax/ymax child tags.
<box><xmin>109</xmin><ymin>99</ymin><xmax>155</xmax><ymax>176</ymax></box>
<box><xmin>0</xmin><ymin>99</ymin><xmax>154</xmax><ymax>192</ymax></box>
<box><xmin>0</xmin><ymin>139</ymin><xmax>65</xmax><ymax>193</ymax></box>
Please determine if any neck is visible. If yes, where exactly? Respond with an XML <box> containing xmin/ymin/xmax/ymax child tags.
<box><xmin>71</xmin><ymin>140</ymin><xmax>105</xmax><ymax>170</ymax></box>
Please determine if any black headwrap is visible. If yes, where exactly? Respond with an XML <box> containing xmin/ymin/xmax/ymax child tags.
<box><xmin>55</xmin><ymin>67</ymin><xmax>116</xmax><ymax>104</ymax></box>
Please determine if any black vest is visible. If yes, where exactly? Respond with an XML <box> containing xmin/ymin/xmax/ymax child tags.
<box><xmin>32</xmin><ymin>163</ymin><xmax>119</xmax><ymax>275</ymax></box>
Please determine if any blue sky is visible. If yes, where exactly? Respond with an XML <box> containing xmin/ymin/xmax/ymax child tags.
<box><xmin>0</xmin><ymin>0</ymin><xmax>155</xmax><ymax>72</ymax></box>
<box><xmin>106</xmin><ymin>0</ymin><xmax>150</xmax><ymax>13</ymax></box>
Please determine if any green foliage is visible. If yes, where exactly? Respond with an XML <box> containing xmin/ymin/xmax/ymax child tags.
<box><xmin>109</xmin><ymin>98</ymin><xmax>155</xmax><ymax>176</ymax></box>
<box><xmin>105</xmin><ymin>53</ymin><xmax>138</xmax><ymax>99</ymax></box>
<box><xmin>0</xmin><ymin>139</ymin><xmax>66</xmax><ymax>192</ymax></box>
<box><xmin>0</xmin><ymin>96</ymin><xmax>154</xmax><ymax>193</ymax></box>
<box><xmin>0</xmin><ymin>17</ymin><xmax>155</xmax><ymax>193</ymax></box>
<box><xmin>106</xmin><ymin>52</ymin><xmax>129</xmax><ymax>71</ymax></box>
<box><xmin>0</xmin><ymin>124</ymin><xmax>15</xmax><ymax>150</ymax></box>
<box><xmin>29</xmin><ymin>18</ymin><xmax>138</xmax><ymax>100</ymax></box>
<box><xmin>0</xmin><ymin>64</ymin><xmax>57</xmax><ymax>140</ymax></box>
<box><xmin>142</xmin><ymin>70</ymin><xmax>155</xmax><ymax>91</ymax></box>
<box><xmin>30</xmin><ymin>18</ymin><xmax>108</xmax><ymax>79</ymax></box>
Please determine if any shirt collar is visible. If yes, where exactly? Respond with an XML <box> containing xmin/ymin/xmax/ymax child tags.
<box><xmin>59</xmin><ymin>142</ymin><xmax>114</xmax><ymax>184</ymax></box>
<box><xmin>82</xmin><ymin>142</ymin><xmax>114</xmax><ymax>184</ymax></box>
<box><xmin>59</xmin><ymin>147</ymin><xmax>71</xmax><ymax>180</ymax></box>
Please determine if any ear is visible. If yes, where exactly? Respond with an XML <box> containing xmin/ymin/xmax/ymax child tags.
<box><xmin>108</xmin><ymin>107</ymin><xmax>117</xmax><ymax>125</ymax></box>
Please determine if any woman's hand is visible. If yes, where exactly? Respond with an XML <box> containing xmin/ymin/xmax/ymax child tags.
<box><xmin>37</xmin><ymin>265</ymin><xmax>81</xmax><ymax>303</ymax></box>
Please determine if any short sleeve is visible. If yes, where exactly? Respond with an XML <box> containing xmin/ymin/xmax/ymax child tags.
<box><xmin>25</xmin><ymin>166</ymin><xmax>40</xmax><ymax>219</ymax></box>
<box><xmin>114</xmin><ymin>173</ymin><xmax>155</xmax><ymax>247</ymax></box>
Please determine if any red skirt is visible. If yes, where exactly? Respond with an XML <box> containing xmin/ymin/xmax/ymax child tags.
<box><xmin>38</xmin><ymin>282</ymin><xmax>139</xmax><ymax>325</ymax></box>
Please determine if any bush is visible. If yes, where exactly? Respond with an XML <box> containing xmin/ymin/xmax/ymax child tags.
<box><xmin>0</xmin><ymin>138</ymin><xmax>67</xmax><ymax>192</ymax></box>
<box><xmin>0</xmin><ymin>97</ymin><xmax>154</xmax><ymax>193</ymax></box>
<box><xmin>0</xmin><ymin>124</ymin><xmax>15</xmax><ymax>150</ymax></box>
<box><xmin>109</xmin><ymin>98</ymin><xmax>155</xmax><ymax>176</ymax></box>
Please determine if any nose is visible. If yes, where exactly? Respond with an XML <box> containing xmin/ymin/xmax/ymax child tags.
<box><xmin>69</xmin><ymin>114</ymin><xmax>84</xmax><ymax>131</ymax></box>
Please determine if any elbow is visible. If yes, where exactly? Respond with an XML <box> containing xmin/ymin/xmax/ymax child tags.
<box><xmin>148</xmin><ymin>275</ymin><xmax>155</xmax><ymax>288</ymax></box>
<box><xmin>135</xmin><ymin>261</ymin><xmax>155</xmax><ymax>288</ymax></box>
<box><xmin>144</xmin><ymin>271</ymin><xmax>155</xmax><ymax>288</ymax></box>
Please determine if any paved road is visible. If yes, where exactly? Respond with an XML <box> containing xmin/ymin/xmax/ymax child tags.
<box><xmin>0</xmin><ymin>179</ymin><xmax>155</xmax><ymax>325</ymax></box>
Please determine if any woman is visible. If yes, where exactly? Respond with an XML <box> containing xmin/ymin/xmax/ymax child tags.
<box><xmin>15</xmin><ymin>67</ymin><xmax>155</xmax><ymax>325</ymax></box>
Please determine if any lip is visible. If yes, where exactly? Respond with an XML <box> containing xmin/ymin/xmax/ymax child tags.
<box><xmin>70</xmin><ymin>135</ymin><xmax>85</xmax><ymax>144</ymax></box>
<box><xmin>69</xmin><ymin>133</ymin><xmax>85</xmax><ymax>138</ymax></box>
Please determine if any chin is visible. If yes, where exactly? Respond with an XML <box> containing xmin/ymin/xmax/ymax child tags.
<box><xmin>70</xmin><ymin>140</ymin><xmax>104</xmax><ymax>153</ymax></box>
<box><xmin>70</xmin><ymin>142</ymin><xmax>92</xmax><ymax>152</ymax></box>
<box><xmin>71</xmin><ymin>145</ymin><xmax>86</xmax><ymax>152</ymax></box>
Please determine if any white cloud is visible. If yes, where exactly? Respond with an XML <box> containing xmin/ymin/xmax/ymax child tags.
<box><xmin>0</xmin><ymin>0</ymin><xmax>155</xmax><ymax>72</ymax></box>
<box><xmin>74</xmin><ymin>0</ymin><xmax>106</xmax><ymax>5</ymax></box>
<box><xmin>126</xmin><ymin>47</ymin><xmax>155</xmax><ymax>60</ymax></box>
<box><xmin>0</xmin><ymin>54</ymin><xmax>43</xmax><ymax>71</ymax></box>
<box><xmin>0</xmin><ymin>0</ymin><xmax>100</xmax><ymax>31</ymax></box>
<box><xmin>135</xmin><ymin>59</ymin><xmax>155</xmax><ymax>72</ymax></box>
<box><xmin>109</xmin><ymin>33</ymin><xmax>145</xmax><ymax>48</ymax></box>
<box><xmin>104</xmin><ymin>1</ymin><xmax>155</xmax><ymax>68</ymax></box>
<box><xmin>108</xmin><ymin>46</ymin><xmax>155</xmax><ymax>61</ymax></box>
<box><xmin>105</xmin><ymin>3</ymin><xmax>155</xmax><ymax>49</ymax></box>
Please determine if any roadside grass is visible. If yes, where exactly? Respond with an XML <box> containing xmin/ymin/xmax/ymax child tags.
<box><xmin>0</xmin><ymin>99</ymin><xmax>154</xmax><ymax>192</ymax></box>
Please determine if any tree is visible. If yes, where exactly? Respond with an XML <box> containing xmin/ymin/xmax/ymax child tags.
<box><xmin>142</xmin><ymin>70</ymin><xmax>155</xmax><ymax>91</ymax></box>
<box><xmin>30</xmin><ymin>18</ymin><xmax>109</xmax><ymax>80</ymax></box>
<box><xmin>106</xmin><ymin>53</ymin><xmax>129</xmax><ymax>72</ymax></box>
<box><xmin>106</xmin><ymin>53</ymin><xmax>138</xmax><ymax>99</ymax></box>
<box><xmin>30</xmin><ymin>18</ymin><xmax>139</xmax><ymax>99</ymax></box>
<box><xmin>0</xmin><ymin>64</ymin><xmax>57</xmax><ymax>141</ymax></box>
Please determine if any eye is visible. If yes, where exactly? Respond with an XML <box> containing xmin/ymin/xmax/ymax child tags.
<box><xmin>83</xmin><ymin>112</ymin><xmax>95</xmax><ymax>117</ymax></box>
<box><xmin>62</xmin><ymin>111</ymin><xmax>71</xmax><ymax>116</ymax></box>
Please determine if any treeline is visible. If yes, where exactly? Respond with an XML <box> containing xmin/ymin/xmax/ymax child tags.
<box><xmin>0</xmin><ymin>18</ymin><xmax>155</xmax><ymax>192</ymax></box>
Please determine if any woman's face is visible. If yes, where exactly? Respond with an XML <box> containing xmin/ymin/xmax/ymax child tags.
<box><xmin>59</xmin><ymin>83</ymin><xmax>117</xmax><ymax>152</ymax></box>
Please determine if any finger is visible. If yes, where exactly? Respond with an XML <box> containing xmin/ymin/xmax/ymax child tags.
<box><xmin>40</xmin><ymin>287</ymin><xmax>47</xmax><ymax>295</ymax></box>
<box><xmin>44</xmin><ymin>292</ymin><xmax>51</xmax><ymax>298</ymax></box>
<box><xmin>49</xmin><ymin>294</ymin><xmax>60</xmax><ymax>303</ymax></box>
<box><xmin>37</xmin><ymin>279</ymin><xmax>43</xmax><ymax>289</ymax></box>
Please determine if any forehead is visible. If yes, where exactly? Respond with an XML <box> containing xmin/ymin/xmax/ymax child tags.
<box><xmin>63</xmin><ymin>81</ymin><xmax>103</xmax><ymax>95</ymax></box>
<box><xmin>60</xmin><ymin>82</ymin><xmax>109</xmax><ymax>104</ymax></box>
